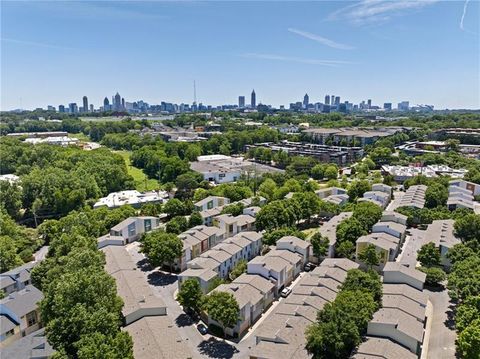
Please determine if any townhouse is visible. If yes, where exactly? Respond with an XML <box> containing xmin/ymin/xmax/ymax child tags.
<box><xmin>372</xmin><ymin>221</ymin><xmax>406</xmax><ymax>241</ymax></box>
<box><xmin>398</xmin><ymin>185</ymin><xmax>427</xmax><ymax>209</ymax></box>
<box><xmin>356</xmin><ymin>232</ymin><xmax>401</xmax><ymax>267</ymax></box>
<box><xmin>0</xmin><ymin>285</ymin><xmax>43</xmax><ymax>348</ymax></box>
<box><xmin>208</xmin><ymin>274</ymin><xmax>275</xmax><ymax>337</ymax></box>
<box><xmin>449</xmin><ymin>179</ymin><xmax>480</xmax><ymax>196</ymax></box>
<box><xmin>213</xmin><ymin>214</ymin><xmax>256</xmax><ymax>238</ymax></box>
<box><xmin>423</xmin><ymin>219</ymin><xmax>461</xmax><ymax>268</ymax></box>
<box><xmin>383</xmin><ymin>262</ymin><xmax>427</xmax><ymax>291</ymax></box>
<box><xmin>0</xmin><ymin>262</ymin><xmax>36</xmax><ymax>296</ymax></box>
<box><xmin>447</xmin><ymin>183</ymin><xmax>475</xmax><ymax>210</ymax></box>
<box><xmin>194</xmin><ymin>196</ymin><xmax>230</xmax><ymax>212</ymax></box>
<box><xmin>276</xmin><ymin>236</ymin><xmax>312</xmax><ymax>264</ymax></box>
<box><xmin>315</xmin><ymin>187</ymin><xmax>349</xmax><ymax>206</ymax></box>
<box><xmin>97</xmin><ymin>216</ymin><xmax>161</xmax><ymax>249</ymax></box>
<box><xmin>359</xmin><ymin>190</ymin><xmax>391</xmax><ymax>209</ymax></box>
<box><xmin>178</xmin><ymin>231</ymin><xmax>263</xmax><ymax>293</ymax></box>
<box><xmin>366</xmin><ymin>269</ymin><xmax>428</xmax><ymax>355</ymax></box>
<box><xmin>249</xmin><ymin>259</ymin><xmax>360</xmax><ymax>359</ymax></box>
<box><xmin>318</xmin><ymin>212</ymin><xmax>353</xmax><ymax>258</ymax></box>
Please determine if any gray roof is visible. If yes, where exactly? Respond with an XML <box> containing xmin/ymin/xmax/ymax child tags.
<box><xmin>370</xmin><ymin>307</ymin><xmax>424</xmax><ymax>343</ymax></box>
<box><xmin>353</xmin><ymin>337</ymin><xmax>417</xmax><ymax>359</ymax></box>
<box><xmin>425</xmin><ymin>219</ymin><xmax>460</xmax><ymax>249</ymax></box>
<box><xmin>372</xmin><ymin>221</ymin><xmax>406</xmax><ymax>235</ymax></box>
<box><xmin>382</xmin><ymin>283</ymin><xmax>428</xmax><ymax>306</ymax></box>
<box><xmin>194</xmin><ymin>195</ymin><xmax>228</xmax><ymax>207</ymax></box>
<box><xmin>383</xmin><ymin>262</ymin><xmax>427</xmax><ymax>283</ymax></box>
<box><xmin>277</xmin><ymin>236</ymin><xmax>311</xmax><ymax>250</ymax></box>
<box><xmin>110</xmin><ymin>217</ymin><xmax>136</xmax><ymax>232</ymax></box>
<box><xmin>0</xmin><ymin>328</ymin><xmax>55</xmax><ymax>359</ymax></box>
<box><xmin>234</xmin><ymin>273</ymin><xmax>275</xmax><ymax>294</ymax></box>
<box><xmin>0</xmin><ymin>285</ymin><xmax>43</xmax><ymax>318</ymax></box>
<box><xmin>124</xmin><ymin>316</ymin><xmax>194</xmax><ymax>359</ymax></box>
<box><xmin>319</xmin><ymin>212</ymin><xmax>353</xmax><ymax>246</ymax></box>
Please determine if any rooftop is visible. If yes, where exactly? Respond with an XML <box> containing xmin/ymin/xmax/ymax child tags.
<box><xmin>352</xmin><ymin>337</ymin><xmax>417</xmax><ymax>359</ymax></box>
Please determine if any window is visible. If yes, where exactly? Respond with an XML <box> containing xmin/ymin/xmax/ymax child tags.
<box><xmin>128</xmin><ymin>223</ymin><xmax>136</xmax><ymax>237</ymax></box>
<box><xmin>5</xmin><ymin>329</ymin><xmax>14</xmax><ymax>337</ymax></box>
<box><xmin>26</xmin><ymin>311</ymin><xmax>37</xmax><ymax>327</ymax></box>
<box><xmin>219</xmin><ymin>173</ymin><xmax>225</xmax><ymax>178</ymax></box>
<box><xmin>144</xmin><ymin>219</ymin><xmax>152</xmax><ymax>232</ymax></box>
<box><xmin>207</xmin><ymin>201</ymin><xmax>213</xmax><ymax>209</ymax></box>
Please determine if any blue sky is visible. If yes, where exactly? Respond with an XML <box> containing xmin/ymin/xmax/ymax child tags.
<box><xmin>1</xmin><ymin>1</ymin><xmax>479</xmax><ymax>110</ymax></box>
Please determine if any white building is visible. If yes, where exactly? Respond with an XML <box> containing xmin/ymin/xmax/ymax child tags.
<box><xmin>93</xmin><ymin>190</ymin><xmax>168</xmax><ymax>209</ymax></box>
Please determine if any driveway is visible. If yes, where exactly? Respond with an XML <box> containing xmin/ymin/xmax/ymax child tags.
<box><xmin>396</xmin><ymin>229</ymin><xmax>428</xmax><ymax>267</ymax></box>
<box><xmin>424</xmin><ymin>287</ymin><xmax>457</xmax><ymax>359</ymax></box>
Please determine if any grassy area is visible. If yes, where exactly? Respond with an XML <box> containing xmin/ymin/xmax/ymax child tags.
<box><xmin>115</xmin><ymin>150</ymin><xmax>160</xmax><ymax>191</ymax></box>
<box><xmin>302</xmin><ymin>227</ymin><xmax>321</xmax><ymax>240</ymax></box>
<box><xmin>69</xmin><ymin>132</ymin><xmax>91</xmax><ymax>141</ymax></box>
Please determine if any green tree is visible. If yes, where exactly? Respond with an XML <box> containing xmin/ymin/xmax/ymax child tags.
<box><xmin>419</xmin><ymin>266</ymin><xmax>446</xmax><ymax>286</ymax></box>
<box><xmin>258</xmin><ymin>178</ymin><xmax>277</xmax><ymax>202</ymax></box>
<box><xmin>176</xmin><ymin>278</ymin><xmax>204</xmax><ymax>314</ymax></box>
<box><xmin>175</xmin><ymin>172</ymin><xmax>203</xmax><ymax>200</ymax></box>
<box><xmin>341</xmin><ymin>269</ymin><xmax>382</xmax><ymax>306</ymax></box>
<box><xmin>456</xmin><ymin>296</ymin><xmax>480</xmax><ymax>333</ymax></box>
<box><xmin>188</xmin><ymin>212</ymin><xmax>203</xmax><ymax>227</ymax></box>
<box><xmin>310</xmin><ymin>233</ymin><xmax>329</xmax><ymax>258</ymax></box>
<box><xmin>141</xmin><ymin>231</ymin><xmax>183</xmax><ymax>272</ymax></box>
<box><xmin>417</xmin><ymin>242</ymin><xmax>441</xmax><ymax>267</ymax></box>
<box><xmin>0</xmin><ymin>181</ymin><xmax>22</xmax><ymax>219</ymax></box>
<box><xmin>336</xmin><ymin>241</ymin><xmax>356</xmax><ymax>259</ymax></box>
<box><xmin>425</xmin><ymin>182</ymin><xmax>448</xmax><ymax>208</ymax></box>
<box><xmin>454</xmin><ymin>214</ymin><xmax>480</xmax><ymax>243</ymax></box>
<box><xmin>348</xmin><ymin>180</ymin><xmax>371</xmax><ymax>200</ymax></box>
<box><xmin>336</xmin><ymin>217</ymin><xmax>367</xmax><ymax>244</ymax></box>
<box><xmin>448</xmin><ymin>256</ymin><xmax>480</xmax><ymax>300</ymax></box>
<box><xmin>353</xmin><ymin>201</ymin><xmax>383</xmax><ymax>231</ymax></box>
<box><xmin>221</xmin><ymin>203</ymin><xmax>244</xmax><ymax>217</ymax></box>
<box><xmin>203</xmin><ymin>291</ymin><xmax>240</xmax><ymax>338</ymax></box>
<box><xmin>0</xmin><ymin>236</ymin><xmax>22</xmax><ymax>272</ymax></box>
<box><xmin>324</xmin><ymin>165</ymin><xmax>338</xmax><ymax>180</ymax></box>
<box><xmin>358</xmin><ymin>244</ymin><xmax>381</xmax><ymax>270</ymax></box>
<box><xmin>456</xmin><ymin>319</ymin><xmax>480</xmax><ymax>359</ymax></box>
<box><xmin>263</xmin><ymin>228</ymin><xmax>305</xmax><ymax>246</ymax></box>
<box><xmin>311</xmin><ymin>164</ymin><xmax>326</xmax><ymax>180</ymax></box>
<box><xmin>166</xmin><ymin>216</ymin><xmax>188</xmax><ymax>234</ymax></box>
<box><xmin>229</xmin><ymin>259</ymin><xmax>247</xmax><ymax>280</ymax></box>
<box><xmin>75</xmin><ymin>332</ymin><xmax>134</xmax><ymax>359</ymax></box>
<box><xmin>163</xmin><ymin>198</ymin><xmax>188</xmax><ymax>218</ymax></box>
<box><xmin>291</xmin><ymin>192</ymin><xmax>320</xmax><ymax>222</ymax></box>
<box><xmin>255</xmin><ymin>200</ymin><xmax>297</xmax><ymax>231</ymax></box>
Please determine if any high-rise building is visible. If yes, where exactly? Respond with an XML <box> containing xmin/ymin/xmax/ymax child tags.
<box><xmin>303</xmin><ymin>93</ymin><xmax>309</xmax><ymax>109</ymax></box>
<box><xmin>90</xmin><ymin>104</ymin><xmax>94</xmax><ymax>112</ymax></box>
<box><xmin>121</xmin><ymin>97</ymin><xmax>125</xmax><ymax>110</ymax></box>
<box><xmin>251</xmin><ymin>89</ymin><xmax>256</xmax><ymax>109</ymax></box>
<box><xmin>114</xmin><ymin>92</ymin><xmax>121</xmax><ymax>111</ymax></box>
<box><xmin>383</xmin><ymin>103</ymin><xmax>392</xmax><ymax>111</ymax></box>
<box><xmin>325</xmin><ymin>95</ymin><xmax>330</xmax><ymax>105</ymax></box>
<box><xmin>398</xmin><ymin>101</ymin><xmax>410</xmax><ymax>111</ymax></box>
<box><xmin>58</xmin><ymin>105</ymin><xmax>65</xmax><ymax>113</ymax></box>
<box><xmin>367</xmin><ymin>99</ymin><xmax>372</xmax><ymax>109</ymax></box>
<box><xmin>83</xmin><ymin>96</ymin><xmax>88</xmax><ymax>112</ymax></box>
<box><xmin>238</xmin><ymin>96</ymin><xmax>245</xmax><ymax>108</ymax></box>
<box><xmin>47</xmin><ymin>105</ymin><xmax>55</xmax><ymax>111</ymax></box>
<box><xmin>335</xmin><ymin>96</ymin><xmax>340</xmax><ymax>105</ymax></box>
<box><xmin>103</xmin><ymin>97</ymin><xmax>109</xmax><ymax>107</ymax></box>
<box><xmin>68</xmin><ymin>103</ymin><xmax>78</xmax><ymax>114</ymax></box>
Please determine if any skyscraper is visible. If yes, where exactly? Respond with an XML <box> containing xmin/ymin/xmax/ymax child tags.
<box><xmin>90</xmin><ymin>104</ymin><xmax>94</xmax><ymax>112</ymax></box>
<box><xmin>83</xmin><ymin>96</ymin><xmax>88</xmax><ymax>112</ymax></box>
<box><xmin>303</xmin><ymin>93</ymin><xmax>309</xmax><ymax>109</ymax></box>
<box><xmin>325</xmin><ymin>95</ymin><xmax>330</xmax><ymax>105</ymax></box>
<box><xmin>238</xmin><ymin>96</ymin><xmax>245</xmax><ymax>108</ymax></box>
<box><xmin>114</xmin><ymin>92</ymin><xmax>121</xmax><ymax>111</ymax></box>
<box><xmin>384</xmin><ymin>103</ymin><xmax>392</xmax><ymax>111</ymax></box>
<box><xmin>251</xmin><ymin>89</ymin><xmax>256</xmax><ymax>109</ymax></box>
<box><xmin>335</xmin><ymin>96</ymin><xmax>340</xmax><ymax>105</ymax></box>
<box><xmin>58</xmin><ymin>105</ymin><xmax>65</xmax><ymax>113</ymax></box>
<box><xmin>367</xmin><ymin>99</ymin><xmax>372</xmax><ymax>109</ymax></box>
<box><xmin>68</xmin><ymin>103</ymin><xmax>78</xmax><ymax>113</ymax></box>
<box><xmin>121</xmin><ymin>97</ymin><xmax>125</xmax><ymax>110</ymax></box>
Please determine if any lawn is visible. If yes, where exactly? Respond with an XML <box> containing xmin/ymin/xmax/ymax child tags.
<box><xmin>115</xmin><ymin>150</ymin><xmax>160</xmax><ymax>191</ymax></box>
<box><xmin>302</xmin><ymin>227</ymin><xmax>321</xmax><ymax>240</ymax></box>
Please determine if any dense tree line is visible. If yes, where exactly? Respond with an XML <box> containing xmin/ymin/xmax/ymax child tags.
<box><xmin>0</xmin><ymin>138</ymin><xmax>134</xmax><ymax>221</ymax></box>
<box><xmin>30</xmin><ymin>206</ymin><xmax>136</xmax><ymax>358</ymax></box>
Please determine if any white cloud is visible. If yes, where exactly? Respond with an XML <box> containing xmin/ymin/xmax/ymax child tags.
<box><xmin>287</xmin><ymin>28</ymin><xmax>354</xmax><ymax>50</ymax></box>
<box><xmin>329</xmin><ymin>0</ymin><xmax>438</xmax><ymax>25</ymax></box>
<box><xmin>240</xmin><ymin>53</ymin><xmax>354</xmax><ymax>67</ymax></box>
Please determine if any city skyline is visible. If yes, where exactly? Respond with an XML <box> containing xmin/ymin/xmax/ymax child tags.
<box><xmin>2</xmin><ymin>1</ymin><xmax>479</xmax><ymax>110</ymax></box>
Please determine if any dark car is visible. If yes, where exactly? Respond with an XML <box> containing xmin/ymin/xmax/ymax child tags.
<box><xmin>197</xmin><ymin>323</ymin><xmax>208</xmax><ymax>335</ymax></box>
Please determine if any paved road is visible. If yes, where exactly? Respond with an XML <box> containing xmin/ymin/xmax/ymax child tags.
<box><xmin>425</xmin><ymin>287</ymin><xmax>457</xmax><ymax>359</ymax></box>
<box><xmin>34</xmin><ymin>245</ymin><xmax>49</xmax><ymax>262</ymax></box>
<box><xmin>396</xmin><ymin>229</ymin><xmax>428</xmax><ymax>267</ymax></box>
<box><xmin>387</xmin><ymin>190</ymin><xmax>405</xmax><ymax>211</ymax></box>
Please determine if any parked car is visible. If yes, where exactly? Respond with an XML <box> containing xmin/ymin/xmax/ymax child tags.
<box><xmin>281</xmin><ymin>287</ymin><xmax>292</xmax><ymax>297</ymax></box>
<box><xmin>304</xmin><ymin>262</ymin><xmax>317</xmax><ymax>272</ymax></box>
<box><xmin>197</xmin><ymin>323</ymin><xmax>208</xmax><ymax>335</ymax></box>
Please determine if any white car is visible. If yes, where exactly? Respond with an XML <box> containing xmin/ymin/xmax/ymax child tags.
<box><xmin>281</xmin><ymin>287</ymin><xmax>292</xmax><ymax>297</ymax></box>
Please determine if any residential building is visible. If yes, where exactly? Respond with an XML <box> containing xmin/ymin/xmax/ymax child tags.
<box><xmin>356</xmin><ymin>232</ymin><xmax>401</xmax><ymax>268</ymax></box>
<box><xmin>97</xmin><ymin>216</ymin><xmax>161</xmax><ymax>248</ymax></box>
<box><xmin>208</xmin><ymin>274</ymin><xmax>275</xmax><ymax>337</ymax></box>
<box><xmin>0</xmin><ymin>285</ymin><xmax>43</xmax><ymax>347</ymax></box>
<box><xmin>93</xmin><ymin>190</ymin><xmax>168</xmax><ymax>209</ymax></box>
<box><xmin>0</xmin><ymin>262</ymin><xmax>36</xmax><ymax>296</ymax></box>
<box><xmin>423</xmin><ymin>220</ymin><xmax>461</xmax><ymax>268</ymax></box>
<box><xmin>447</xmin><ymin>183</ymin><xmax>475</xmax><ymax>210</ymax></box>
<box><xmin>102</xmin><ymin>246</ymin><xmax>167</xmax><ymax>325</ymax></box>
<box><xmin>372</xmin><ymin>221</ymin><xmax>406</xmax><ymax>241</ymax></box>
<box><xmin>382</xmin><ymin>262</ymin><xmax>426</xmax><ymax>291</ymax></box>
<box><xmin>213</xmin><ymin>214</ymin><xmax>256</xmax><ymax>238</ymax></box>
<box><xmin>191</xmin><ymin>155</ymin><xmax>283</xmax><ymax>184</ymax></box>
<box><xmin>352</xmin><ymin>337</ymin><xmax>417</xmax><ymax>359</ymax></box>
<box><xmin>380</xmin><ymin>211</ymin><xmax>408</xmax><ymax>226</ymax></box>
<box><xmin>194</xmin><ymin>196</ymin><xmax>230</xmax><ymax>212</ymax></box>
<box><xmin>359</xmin><ymin>190</ymin><xmax>391</xmax><ymax>209</ymax></box>
<box><xmin>318</xmin><ymin>212</ymin><xmax>353</xmax><ymax>258</ymax></box>
<box><xmin>397</xmin><ymin>185</ymin><xmax>427</xmax><ymax>209</ymax></box>
<box><xmin>0</xmin><ymin>328</ymin><xmax>54</xmax><ymax>359</ymax></box>
<box><xmin>303</xmin><ymin>127</ymin><xmax>405</xmax><ymax>147</ymax></box>
<box><xmin>179</xmin><ymin>232</ymin><xmax>262</xmax><ymax>293</ymax></box>
<box><xmin>247</xmin><ymin>255</ymin><xmax>294</xmax><ymax>293</ymax></box>
<box><xmin>276</xmin><ymin>236</ymin><xmax>312</xmax><ymax>264</ymax></box>
<box><xmin>449</xmin><ymin>179</ymin><xmax>480</xmax><ymax>196</ymax></box>
<box><xmin>176</xmin><ymin>225</ymin><xmax>225</xmax><ymax>271</ymax></box>
<box><xmin>249</xmin><ymin>259</ymin><xmax>359</xmax><ymax>359</ymax></box>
